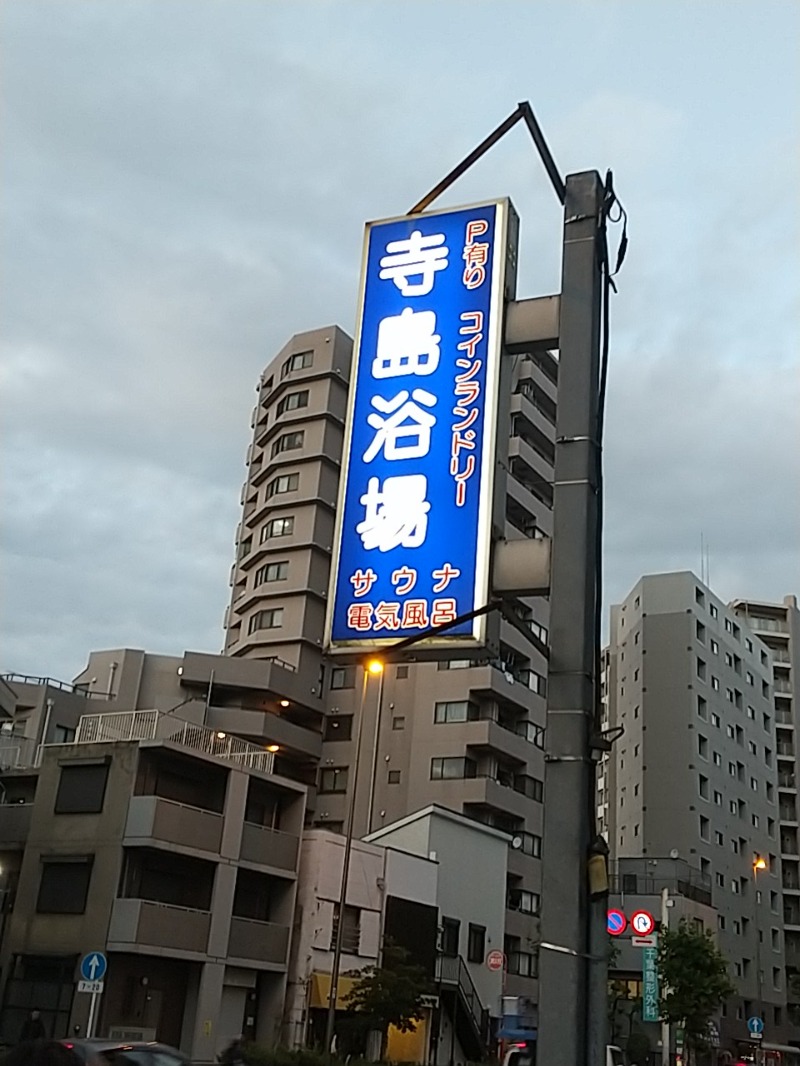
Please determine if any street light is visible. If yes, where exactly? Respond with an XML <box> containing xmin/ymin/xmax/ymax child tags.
<box><xmin>753</xmin><ymin>854</ymin><xmax>767</xmax><ymax>1064</ymax></box>
<box><xmin>324</xmin><ymin>657</ymin><xmax>384</xmax><ymax>1060</ymax></box>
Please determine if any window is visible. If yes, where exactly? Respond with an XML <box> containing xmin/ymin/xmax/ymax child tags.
<box><xmin>276</xmin><ymin>389</ymin><xmax>309</xmax><ymax>415</ymax></box>
<box><xmin>330</xmin><ymin>903</ymin><xmax>360</xmax><ymax>953</ymax></box>
<box><xmin>747</xmin><ymin>671</ymin><xmax>754</xmax><ymax>686</ymax></box>
<box><xmin>270</xmin><ymin>430</ymin><xmax>305</xmax><ymax>457</ymax></box>
<box><xmin>396</xmin><ymin>665</ymin><xmax>409</xmax><ymax>679</ymax></box>
<box><xmin>710</xmin><ymin>604</ymin><xmax>718</xmax><ymax>619</ymax></box>
<box><xmin>392</xmin><ymin>716</ymin><xmax>405</xmax><ymax>730</ymax></box>
<box><xmin>431</xmin><ymin>757</ymin><xmax>477</xmax><ymax>780</ymax></box>
<box><xmin>773</xmin><ymin>967</ymin><xmax>781</xmax><ymax>990</ymax></box>
<box><xmin>697</xmin><ymin>658</ymin><xmax>707</xmax><ymax>681</ymax></box>
<box><xmin>767</xmin><ymin>783</ymin><xmax>775</xmax><ymax>802</ymax></box>
<box><xmin>725</xmin><ymin>619</ymin><xmax>733</xmax><ymax>634</ymax></box>
<box><xmin>718</xmin><ymin>915</ymin><xmax>726</xmax><ymax>930</ymax></box>
<box><xmin>716</xmin><ymin>872</ymin><xmax>725</xmax><ymax>888</ymax></box>
<box><xmin>772</xmin><ymin>928</ymin><xmax>780</xmax><ymax>951</ymax></box>
<box><xmin>748</xmin><ymin>705</ymin><xmax>756</xmax><ymax>720</ymax></box>
<box><xmin>711</xmin><ymin>712</ymin><xmax>721</xmax><ymax>728</ymax></box>
<box><xmin>387</xmin><ymin>769</ymin><xmax>401</xmax><ymax>785</ymax></box>
<box><xmin>255</xmin><ymin>561</ymin><xmax>289</xmax><ymax>584</ymax></box>
<box><xmin>699</xmin><ymin>775</ymin><xmax>709</xmax><ymax>799</ymax></box>
<box><xmin>37</xmin><ymin>857</ymin><xmax>93</xmax><ymax>914</ymax></box>
<box><xmin>714</xmin><ymin>791</ymin><xmax>722</xmax><ymax>805</ymax></box>
<box><xmin>696</xmin><ymin>621</ymin><xmax>706</xmax><ymax>643</ymax></box>
<box><xmin>752</xmin><ymin>814</ymin><xmax>760</xmax><ymax>829</ymax></box>
<box><xmin>319</xmin><ymin>767</ymin><xmax>348</xmax><ymax>793</ymax></box>
<box><xmin>248</xmin><ymin>608</ymin><xmax>283</xmax><ymax>633</ymax></box>
<box><xmin>746</xmin><ymin>637</ymin><xmax>754</xmax><ymax>652</ymax></box>
<box><xmin>749</xmin><ymin>740</ymin><xmax>757</xmax><ymax>755</ymax></box>
<box><xmin>699</xmin><ymin>816</ymin><xmax>710</xmax><ymax>840</ymax></box>
<box><xmin>467</xmin><ymin>923</ymin><xmax>486</xmax><ymax>963</ymax></box>
<box><xmin>751</xmin><ymin>777</ymin><xmax>759</xmax><ymax>792</ymax></box>
<box><xmin>727</xmin><ymin>725</ymin><xmax>735</xmax><ymax>739</ymax></box>
<box><xmin>765</xmin><ymin>747</ymin><xmax>773</xmax><ymax>768</ymax></box>
<box><xmin>696</xmin><ymin>588</ymin><xmax>705</xmax><ymax>607</ymax></box>
<box><xmin>698</xmin><ymin>734</ymin><xmax>709</xmax><ymax>759</ymax></box>
<box><xmin>281</xmin><ymin>350</ymin><xmax>313</xmax><ymax>377</ymax></box>
<box><xmin>331</xmin><ymin>666</ymin><xmax>356</xmax><ymax>690</ymax></box>
<box><xmin>715</xmin><ymin>831</ymin><xmax>724</xmax><ymax>845</ymax></box>
<box><xmin>53</xmin><ymin>725</ymin><xmax>76</xmax><ymax>744</ymax></box>
<box><xmin>323</xmin><ymin>716</ymin><xmax>352</xmax><ymax>742</ymax></box>
<box><xmin>763</xmin><ymin>680</ymin><xmax>771</xmax><ymax>699</ymax></box>
<box><xmin>266</xmin><ymin>473</ymin><xmax>299</xmax><ymax>498</ymax></box>
<box><xmin>768</xmin><ymin>818</ymin><xmax>776</xmax><ymax>836</ymax></box>
<box><xmin>434</xmin><ymin>700</ymin><xmax>479</xmax><ymax>724</ymax></box>
<box><xmin>764</xmin><ymin>713</ymin><xmax>772</xmax><ymax>733</ymax></box>
<box><xmin>697</xmin><ymin>695</ymin><xmax>708</xmax><ymax>719</ymax></box>
<box><xmin>710</xmin><ymin>638</ymin><xmax>719</xmax><ymax>654</ymax></box>
<box><xmin>713</xmin><ymin>752</ymin><xmax>722</xmax><ymax>767</ymax></box>
<box><xmin>441</xmin><ymin>917</ymin><xmax>460</xmax><ymax>957</ymax></box>
<box><xmin>726</xmin><ymin>688</ymin><xmax>734</xmax><ymax>703</ymax></box>
<box><xmin>730</xmin><ymin>800</ymin><xmax>738</xmax><ymax>814</ymax></box>
<box><xmin>711</xmin><ymin>676</ymin><xmax>720</xmax><ymax>691</ymax></box>
<box><xmin>262</xmin><ymin>516</ymin><xmax>294</xmax><ymax>540</ymax></box>
<box><xmin>55</xmin><ymin>763</ymin><xmax>109</xmax><ymax>814</ymax></box>
<box><xmin>508</xmin><ymin>889</ymin><xmax>540</xmax><ymax>915</ymax></box>
<box><xmin>725</xmin><ymin>652</ymin><xmax>733</xmax><ymax>667</ymax></box>
<box><xmin>732</xmin><ymin>839</ymin><xmax>740</xmax><ymax>854</ymax></box>
<box><xmin>519</xmin><ymin>832</ymin><xmax>542</xmax><ymax>858</ymax></box>
<box><xmin>732</xmin><ymin>879</ymin><xmax>741</xmax><ymax>894</ymax></box>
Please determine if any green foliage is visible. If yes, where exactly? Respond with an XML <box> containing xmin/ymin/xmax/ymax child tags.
<box><xmin>657</xmin><ymin>921</ymin><xmax>735</xmax><ymax>1052</ymax></box>
<box><xmin>343</xmin><ymin>941</ymin><xmax>432</xmax><ymax>1037</ymax></box>
<box><xmin>241</xmin><ymin>1046</ymin><xmax>341</xmax><ymax>1066</ymax></box>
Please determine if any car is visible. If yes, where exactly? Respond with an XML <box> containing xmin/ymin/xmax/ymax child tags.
<box><xmin>61</xmin><ymin>1039</ymin><xmax>191</xmax><ymax>1066</ymax></box>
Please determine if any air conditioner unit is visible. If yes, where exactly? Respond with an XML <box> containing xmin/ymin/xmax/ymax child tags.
<box><xmin>107</xmin><ymin>1028</ymin><xmax>157</xmax><ymax>1042</ymax></box>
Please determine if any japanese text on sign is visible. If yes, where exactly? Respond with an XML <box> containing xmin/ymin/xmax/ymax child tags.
<box><xmin>326</xmin><ymin>201</ymin><xmax>511</xmax><ymax>650</ymax></box>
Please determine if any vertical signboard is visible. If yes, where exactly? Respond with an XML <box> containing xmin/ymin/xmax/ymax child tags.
<box><xmin>642</xmin><ymin>946</ymin><xmax>660</xmax><ymax>1022</ymax></box>
<box><xmin>326</xmin><ymin>200</ymin><xmax>512</xmax><ymax>652</ymax></box>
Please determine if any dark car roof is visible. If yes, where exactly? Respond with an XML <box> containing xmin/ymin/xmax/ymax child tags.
<box><xmin>63</xmin><ymin>1042</ymin><xmax>187</xmax><ymax>1058</ymax></box>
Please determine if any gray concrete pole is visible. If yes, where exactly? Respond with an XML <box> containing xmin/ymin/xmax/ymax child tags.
<box><xmin>536</xmin><ymin>170</ymin><xmax>605</xmax><ymax>1066</ymax></box>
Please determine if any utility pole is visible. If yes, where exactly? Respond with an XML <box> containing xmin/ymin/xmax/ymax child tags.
<box><xmin>661</xmin><ymin>887</ymin><xmax>671</xmax><ymax>1066</ymax></box>
<box><xmin>536</xmin><ymin>171</ymin><xmax>605</xmax><ymax>1066</ymax></box>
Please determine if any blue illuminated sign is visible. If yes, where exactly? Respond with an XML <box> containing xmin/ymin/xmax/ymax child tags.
<box><xmin>326</xmin><ymin>200</ymin><xmax>511</xmax><ymax>650</ymax></box>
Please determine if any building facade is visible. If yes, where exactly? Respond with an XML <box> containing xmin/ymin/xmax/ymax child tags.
<box><xmin>0</xmin><ymin>711</ymin><xmax>306</xmax><ymax>1061</ymax></box>
<box><xmin>604</xmin><ymin>572</ymin><xmax>789</xmax><ymax>1047</ymax></box>
<box><xmin>731</xmin><ymin>596</ymin><xmax>800</xmax><ymax>1024</ymax></box>
<box><xmin>221</xmin><ymin>324</ymin><xmax>558</xmax><ymax>1005</ymax></box>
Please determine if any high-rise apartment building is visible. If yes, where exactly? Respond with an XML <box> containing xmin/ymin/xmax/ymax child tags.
<box><xmin>731</xmin><ymin>595</ymin><xmax>800</xmax><ymax>1023</ymax></box>
<box><xmin>223</xmin><ymin>324</ymin><xmax>558</xmax><ymax>1002</ymax></box>
<box><xmin>603</xmin><ymin>572</ymin><xmax>789</xmax><ymax>1046</ymax></box>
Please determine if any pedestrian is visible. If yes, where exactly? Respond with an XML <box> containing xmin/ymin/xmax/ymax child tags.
<box><xmin>18</xmin><ymin>1012</ymin><xmax>46</xmax><ymax>1044</ymax></box>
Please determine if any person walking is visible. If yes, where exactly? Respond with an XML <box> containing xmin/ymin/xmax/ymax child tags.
<box><xmin>18</xmin><ymin>1011</ymin><xmax>46</xmax><ymax>1043</ymax></box>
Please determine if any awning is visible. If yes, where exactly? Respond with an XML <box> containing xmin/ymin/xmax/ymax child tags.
<box><xmin>308</xmin><ymin>972</ymin><xmax>360</xmax><ymax>1010</ymax></box>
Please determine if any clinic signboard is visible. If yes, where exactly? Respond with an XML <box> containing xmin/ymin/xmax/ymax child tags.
<box><xmin>325</xmin><ymin>200</ymin><xmax>513</xmax><ymax>652</ymax></box>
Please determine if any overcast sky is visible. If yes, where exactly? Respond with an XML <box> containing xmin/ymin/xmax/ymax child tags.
<box><xmin>2</xmin><ymin>1</ymin><xmax>798</xmax><ymax>682</ymax></box>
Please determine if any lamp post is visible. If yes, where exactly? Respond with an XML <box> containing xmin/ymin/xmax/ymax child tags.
<box><xmin>753</xmin><ymin>854</ymin><xmax>767</xmax><ymax>1065</ymax></box>
<box><xmin>324</xmin><ymin>657</ymin><xmax>383</xmax><ymax>1062</ymax></box>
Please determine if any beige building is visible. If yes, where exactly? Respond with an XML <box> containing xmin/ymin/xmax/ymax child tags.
<box><xmin>0</xmin><ymin>708</ymin><xmax>306</xmax><ymax>1061</ymax></box>
<box><xmin>222</xmin><ymin>324</ymin><xmax>557</xmax><ymax>1004</ymax></box>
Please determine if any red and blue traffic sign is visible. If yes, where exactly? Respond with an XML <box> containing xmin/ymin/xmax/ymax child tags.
<box><xmin>607</xmin><ymin>909</ymin><xmax>627</xmax><ymax>936</ymax></box>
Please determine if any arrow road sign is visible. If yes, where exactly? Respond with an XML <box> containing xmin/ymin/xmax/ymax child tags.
<box><xmin>631</xmin><ymin>910</ymin><xmax>656</xmax><ymax>936</ymax></box>
<box><xmin>632</xmin><ymin>935</ymin><xmax>658</xmax><ymax>948</ymax></box>
<box><xmin>747</xmin><ymin>1017</ymin><xmax>764</xmax><ymax>1036</ymax></box>
<box><xmin>607</xmin><ymin>909</ymin><xmax>627</xmax><ymax>936</ymax></box>
<box><xmin>80</xmin><ymin>952</ymin><xmax>107</xmax><ymax>983</ymax></box>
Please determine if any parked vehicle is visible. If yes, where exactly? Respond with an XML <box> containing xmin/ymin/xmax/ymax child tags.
<box><xmin>61</xmin><ymin>1040</ymin><xmax>190</xmax><ymax>1066</ymax></box>
<box><xmin>502</xmin><ymin>1042</ymin><xmax>625</xmax><ymax>1066</ymax></box>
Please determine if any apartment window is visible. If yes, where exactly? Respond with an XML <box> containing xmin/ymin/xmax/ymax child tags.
<box><xmin>276</xmin><ymin>389</ymin><xmax>309</xmax><ymax>416</ymax></box>
<box><xmin>749</xmin><ymin>740</ymin><xmax>757</xmax><ymax>755</ymax></box>
<box><xmin>710</xmin><ymin>604</ymin><xmax>718</xmax><ymax>619</ymax></box>
<box><xmin>763</xmin><ymin>681</ymin><xmax>771</xmax><ymax>699</ymax></box>
<box><xmin>248</xmin><ymin>608</ymin><xmax>283</xmax><ymax>633</ymax></box>
<box><xmin>727</xmin><ymin>725</ymin><xmax>735</xmax><ymax>740</ymax></box>
<box><xmin>519</xmin><ymin>832</ymin><xmax>542</xmax><ymax>858</ymax></box>
<box><xmin>392</xmin><ymin>716</ymin><xmax>405</xmax><ymax>730</ymax></box>
<box><xmin>752</xmin><ymin>814</ymin><xmax>760</xmax><ymax>829</ymax></box>
<box><xmin>747</xmin><ymin>671</ymin><xmax>755</xmax><ymax>686</ymax></box>
<box><xmin>715</xmin><ymin>831</ymin><xmax>724</xmax><ymax>846</ymax></box>
<box><xmin>726</xmin><ymin>688</ymin><xmax>734</xmax><ymax>703</ymax></box>
<box><xmin>262</xmin><ymin>516</ymin><xmax>295</xmax><ymax>540</ymax></box>
<box><xmin>697</xmin><ymin>658</ymin><xmax>707</xmax><ymax>681</ymax></box>
<box><xmin>266</xmin><ymin>473</ymin><xmax>299</xmax><ymax>498</ymax></box>
<box><xmin>761</xmin><ymin>650</ymin><xmax>769</xmax><ymax>667</ymax></box>
<box><xmin>396</xmin><ymin>665</ymin><xmax>409</xmax><ymax>679</ymax></box>
<box><xmin>730</xmin><ymin>800</ymin><xmax>738</xmax><ymax>815</ymax></box>
<box><xmin>319</xmin><ymin>767</ymin><xmax>348</xmax><ymax>793</ymax></box>
<box><xmin>711</xmin><ymin>676</ymin><xmax>720</xmax><ymax>691</ymax></box>
<box><xmin>699</xmin><ymin>816</ymin><xmax>710</xmax><ymax>841</ymax></box>
<box><xmin>387</xmin><ymin>770</ymin><xmax>401</xmax><ymax>784</ymax></box>
<box><xmin>767</xmin><ymin>783</ymin><xmax>774</xmax><ymax>802</ymax></box>
<box><xmin>508</xmin><ymin>889</ymin><xmax>540</xmax><ymax>915</ymax></box>
<box><xmin>716</xmin><ymin>872</ymin><xmax>725</xmax><ymax>888</ymax></box>
<box><xmin>431</xmin><ymin>757</ymin><xmax>477</xmax><ymax>780</ymax></box>
<box><xmin>434</xmin><ymin>700</ymin><xmax>479</xmax><ymax>724</ymax></box>
<box><xmin>270</xmin><ymin>430</ymin><xmax>305</xmax><ymax>457</ymax></box>
<box><xmin>281</xmin><ymin>350</ymin><xmax>313</xmax><ymax>377</ymax></box>
<box><xmin>441</xmin><ymin>917</ymin><xmax>460</xmax><ymax>957</ymax></box>
<box><xmin>697</xmin><ymin>695</ymin><xmax>708</xmax><ymax>720</ymax></box>
<box><xmin>323</xmin><ymin>716</ymin><xmax>353</xmax><ymax>742</ymax></box>
<box><xmin>746</xmin><ymin>637</ymin><xmax>754</xmax><ymax>653</ymax></box>
<box><xmin>37</xmin><ymin>857</ymin><xmax>93</xmax><ymax>914</ymax></box>
<box><xmin>713</xmin><ymin>752</ymin><xmax>722</xmax><ymax>767</ymax></box>
<box><xmin>765</xmin><ymin>747</ymin><xmax>773</xmax><ymax>768</ymax></box>
<box><xmin>725</xmin><ymin>652</ymin><xmax>733</xmax><ymax>667</ymax></box>
<box><xmin>732</xmin><ymin>880</ymin><xmax>741</xmax><ymax>894</ymax></box>
<box><xmin>53</xmin><ymin>725</ymin><xmax>76</xmax><ymax>744</ymax></box>
<box><xmin>467</xmin><ymin>923</ymin><xmax>486</xmax><ymax>963</ymax></box>
<box><xmin>725</xmin><ymin>619</ymin><xmax>733</xmax><ymax>633</ymax></box>
<box><xmin>330</xmin><ymin>903</ymin><xmax>360</xmax><ymax>953</ymax></box>
<box><xmin>696</xmin><ymin>588</ymin><xmax>705</xmax><ymax>607</ymax></box>
<box><xmin>764</xmin><ymin>713</ymin><xmax>772</xmax><ymax>733</ymax></box>
<box><xmin>255</xmin><ymin>561</ymin><xmax>289</xmax><ymax>584</ymax></box>
<box><xmin>772</xmin><ymin>928</ymin><xmax>780</xmax><ymax>951</ymax></box>
<box><xmin>711</xmin><ymin>639</ymin><xmax>719</xmax><ymax>655</ymax></box>
<box><xmin>732</xmin><ymin>839</ymin><xmax>740</xmax><ymax>854</ymax></box>
<box><xmin>718</xmin><ymin>915</ymin><xmax>726</xmax><ymax>930</ymax></box>
<box><xmin>771</xmin><ymin>891</ymin><xmax>779</xmax><ymax>912</ymax></box>
<box><xmin>714</xmin><ymin>791</ymin><xmax>722</xmax><ymax>805</ymax></box>
<box><xmin>437</xmin><ymin>659</ymin><xmax>473</xmax><ymax>670</ymax></box>
<box><xmin>768</xmin><ymin>818</ymin><xmax>776</xmax><ymax>837</ymax></box>
<box><xmin>751</xmin><ymin>777</ymin><xmax>758</xmax><ymax>792</ymax></box>
<box><xmin>700</xmin><ymin>858</ymin><xmax>711</xmax><ymax>877</ymax></box>
<box><xmin>711</xmin><ymin>712</ymin><xmax>721</xmax><ymax>728</ymax></box>
<box><xmin>331</xmin><ymin>667</ymin><xmax>356</xmax><ymax>690</ymax></box>
<box><xmin>55</xmin><ymin>763</ymin><xmax>109</xmax><ymax>814</ymax></box>
<box><xmin>634</xmin><ymin>669</ymin><xmax>640</xmax><ymax>682</ymax></box>
<box><xmin>696</xmin><ymin>621</ymin><xmax>706</xmax><ymax>643</ymax></box>
<box><xmin>773</xmin><ymin>968</ymin><xmax>781</xmax><ymax>990</ymax></box>
<box><xmin>698</xmin><ymin>734</ymin><xmax>709</xmax><ymax>759</ymax></box>
<box><xmin>699</xmin><ymin>774</ymin><xmax>709</xmax><ymax>800</ymax></box>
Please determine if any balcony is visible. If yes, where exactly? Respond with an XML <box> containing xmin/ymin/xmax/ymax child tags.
<box><xmin>227</xmin><ymin>917</ymin><xmax>289</xmax><ymax>965</ymax></box>
<box><xmin>240</xmin><ymin>822</ymin><xmax>299</xmax><ymax>872</ymax></box>
<box><xmin>0</xmin><ymin>803</ymin><xmax>33</xmax><ymax>848</ymax></box>
<box><xmin>125</xmin><ymin>796</ymin><xmax>223</xmax><ymax>854</ymax></box>
<box><xmin>775</xmin><ymin>678</ymin><xmax>794</xmax><ymax>695</ymax></box>
<box><xmin>205</xmin><ymin>707</ymin><xmax>321</xmax><ymax>761</ymax></box>
<box><xmin>461</xmin><ymin>720</ymin><xmax>537</xmax><ymax>766</ymax></box>
<box><xmin>108</xmin><ymin>898</ymin><xmax>211</xmax><ymax>954</ymax></box>
<box><xmin>458</xmin><ymin>776</ymin><xmax>535</xmax><ymax>820</ymax></box>
<box><xmin>468</xmin><ymin>665</ymin><xmax>540</xmax><ymax>711</ymax></box>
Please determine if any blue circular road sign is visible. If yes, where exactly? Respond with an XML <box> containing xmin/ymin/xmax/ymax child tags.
<box><xmin>747</xmin><ymin>1017</ymin><xmax>764</xmax><ymax>1036</ymax></box>
<box><xmin>607</xmin><ymin>909</ymin><xmax>627</xmax><ymax>936</ymax></box>
<box><xmin>80</xmin><ymin>952</ymin><xmax>107</xmax><ymax>982</ymax></box>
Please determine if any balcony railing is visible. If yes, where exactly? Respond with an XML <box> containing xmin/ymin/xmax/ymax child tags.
<box><xmin>0</xmin><ymin>735</ymin><xmax>41</xmax><ymax>770</ymax></box>
<box><xmin>73</xmin><ymin>710</ymin><xmax>276</xmax><ymax>773</ymax></box>
<box><xmin>1</xmin><ymin>673</ymin><xmax>112</xmax><ymax>698</ymax></box>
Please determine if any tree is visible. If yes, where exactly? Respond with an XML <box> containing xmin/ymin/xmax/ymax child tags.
<box><xmin>342</xmin><ymin>942</ymin><xmax>432</xmax><ymax>1057</ymax></box>
<box><xmin>658</xmin><ymin>921</ymin><xmax>735</xmax><ymax>1064</ymax></box>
